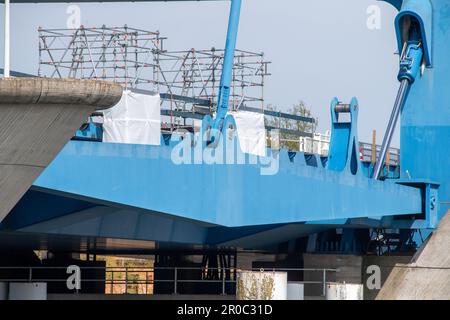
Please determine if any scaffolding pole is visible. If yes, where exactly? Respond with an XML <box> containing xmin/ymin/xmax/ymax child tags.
<box><xmin>3</xmin><ymin>0</ymin><xmax>10</xmax><ymax>77</ymax></box>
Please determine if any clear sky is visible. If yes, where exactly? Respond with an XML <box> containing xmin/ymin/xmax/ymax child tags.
<box><xmin>0</xmin><ymin>0</ymin><xmax>402</xmax><ymax>146</ymax></box>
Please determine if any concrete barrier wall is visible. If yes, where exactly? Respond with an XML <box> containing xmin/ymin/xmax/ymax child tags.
<box><xmin>303</xmin><ymin>254</ymin><xmax>362</xmax><ymax>297</ymax></box>
<box><xmin>303</xmin><ymin>253</ymin><xmax>413</xmax><ymax>299</ymax></box>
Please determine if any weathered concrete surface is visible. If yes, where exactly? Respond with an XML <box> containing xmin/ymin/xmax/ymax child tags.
<box><xmin>362</xmin><ymin>255</ymin><xmax>412</xmax><ymax>300</ymax></box>
<box><xmin>303</xmin><ymin>254</ymin><xmax>363</xmax><ymax>297</ymax></box>
<box><xmin>377</xmin><ymin>211</ymin><xmax>450</xmax><ymax>300</ymax></box>
<box><xmin>303</xmin><ymin>253</ymin><xmax>413</xmax><ymax>299</ymax></box>
<box><xmin>0</xmin><ymin>78</ymin><xmax>122</xmax><ymax>223</ymax></box>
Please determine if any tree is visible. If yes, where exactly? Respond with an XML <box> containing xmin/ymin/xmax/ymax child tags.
<box><xmin>265</xmin><ymin>101</ymin><xmax>318</xmax><ymax>151</ymax></box>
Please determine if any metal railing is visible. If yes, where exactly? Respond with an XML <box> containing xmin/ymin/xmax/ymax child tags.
<box><xmin>250</xmin><ymin>268</ymin><xmax>339</xmax><ymax>297</ymax></box>
<box><xmin>359</xmin><ymin>142</ymin><xmax>400</xmax><ymax>166</ymax></box>
<box><xmin>0</xmin><ymin>266</ymin><xmax>338</xmax><ymax>297</ymax></box>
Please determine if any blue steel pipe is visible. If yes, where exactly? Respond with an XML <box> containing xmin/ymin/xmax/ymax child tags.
<box><xmin>212</xmin><ymin>0</ymin><xmax>242</xmax><ymax>135</ymax></box>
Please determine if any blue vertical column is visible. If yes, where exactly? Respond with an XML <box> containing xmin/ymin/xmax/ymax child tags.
<box><xmin>213</xmin><ymin>0</ymin><xmax>242</xmax><ymax>134</ymax></box>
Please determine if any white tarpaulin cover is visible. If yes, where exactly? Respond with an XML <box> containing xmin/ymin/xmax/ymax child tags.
<box><xmin>229</xmin><ymin>110</ymin><xmax>266</xmax><ymax>157</ymax></box>
<box><xmin>102</xmin><ymin>90</ymin><xmax>161</xmax><ymax>145</ymax></box>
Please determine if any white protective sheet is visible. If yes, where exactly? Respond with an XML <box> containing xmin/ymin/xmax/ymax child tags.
<box><xmin>229</xmin><ymin>110</ymin><xmax>266</xmax><ymax>157</ymax></box>
<box><xmin>102</xmin><ymin>90</ymin><xmax>161</xmax><ymax>145</ymax></box>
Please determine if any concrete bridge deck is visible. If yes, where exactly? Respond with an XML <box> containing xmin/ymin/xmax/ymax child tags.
<box><xmin>0</xmin><ymin>78</ymin><xmax>122</xmax><ymax>222</ymax></box>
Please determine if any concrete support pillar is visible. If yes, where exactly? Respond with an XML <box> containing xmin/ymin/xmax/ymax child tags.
<box><xmin>0</xmin><ymin>78</ymin><xmax>122</xmax><ymax>222</ymax></box>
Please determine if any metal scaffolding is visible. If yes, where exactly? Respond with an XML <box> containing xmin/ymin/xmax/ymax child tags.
<box><xmin>38</xmin><ymin>25</ymin><xmax>163</xmax><ymax>88</ymax></box>
<box><xmin>38</xmin><ymin>25</ymin><xmax>270</xmax><ymax>119</ymax></box>
<box><xmin>155</xmin><ymin>48</ymin><xmax>270</xmax><ymax>112</ymax></box>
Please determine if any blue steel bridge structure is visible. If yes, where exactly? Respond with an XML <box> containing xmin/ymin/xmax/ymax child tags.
<box><xmin>0</xmin><ymin>0</ymin><xmax>448</xmax><ymax>284</ymax></box>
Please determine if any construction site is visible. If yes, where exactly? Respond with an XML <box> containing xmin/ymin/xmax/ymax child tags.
<box><xmin>0</xmin><ymin>0</ymin><xmax>449</xmax><ymax>301</ymax></box>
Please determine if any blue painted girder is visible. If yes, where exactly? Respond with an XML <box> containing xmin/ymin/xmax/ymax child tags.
<box><xmin>0</xmin><ymin>187</ymin><xmax>428</xmax><ymax>249</ymax></box>
<box><xmin>0</xmin><ymin>187</ymin><xmax>427</xmax><ymax>250</ymax></box>
<box><xmin>32</xmin><ymin>137</ymin><xmax>422</xmax><ymax>228</ymax></box>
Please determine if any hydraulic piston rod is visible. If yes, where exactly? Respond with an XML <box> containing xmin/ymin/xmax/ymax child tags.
<box><xmin>373</xmin><ymin>38</ymin><xmax>423</xmax><ymax>179</ymax></box>
<box><xmin>373</xmin><ymin>79</ymin><xmax>411</xmax><ymax>179</ymax></box>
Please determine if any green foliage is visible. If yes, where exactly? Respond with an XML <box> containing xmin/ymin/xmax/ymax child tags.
<box><xmin>265</xmin><ymin>101</ymin><xmax>318</xmax><ymax>151</ymax></box>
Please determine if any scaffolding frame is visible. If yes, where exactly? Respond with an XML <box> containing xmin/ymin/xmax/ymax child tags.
<box><xmin>38</xmin><ymin>25</ymin><xmax>163</xmax><ymax>88</ymax></box>
<box><xmin>38</xmin><ymin>25</ymin><xmax>270</xmax><ymax>119</ymax></box>
<box><xmin>155</xmin><ymin>48</ymin><xmax>270</xmax><ymax>111</ymax></box>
